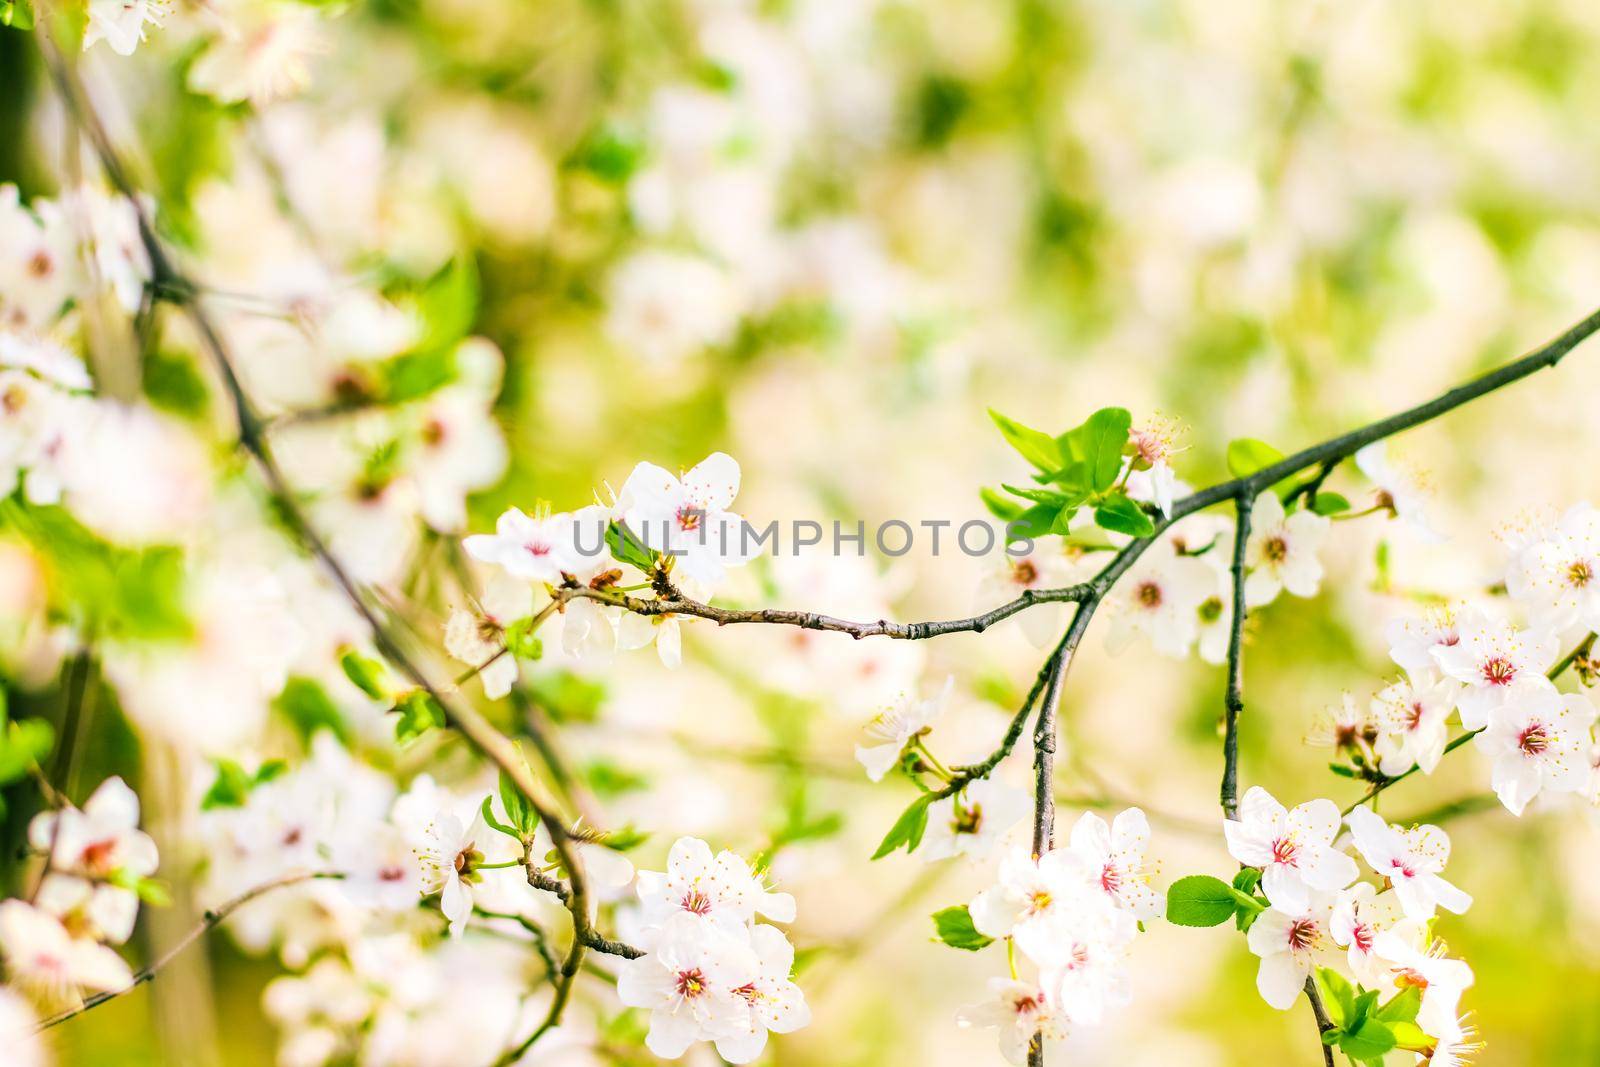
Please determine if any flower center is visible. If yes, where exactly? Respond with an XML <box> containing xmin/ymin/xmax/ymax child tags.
<box><xmin>1392</xmin><ymin>967</ymin><xmax>1428</xmax><ymax>992</ymax></box>
<box><xmin>676</xmin><ymin>505</ymin><xmax>703</xmax><ymax>532</ymax></box>
<box><xmin>951</xmin><ymin>802</ymin><xmax>984</xmax><ymax>836</ymax></box>
<box><xmin>1568</xmin><ymin>560</ymin><xmax>1594</xmax><ymax>588</ymax></box>
<box><xmin>1518</xmin><ymin>723</ymin><xmax>1550</xmax><ymax>756</ymax></box>
<box><xmin>1263</xmin><ymin>536</ymin><xmax>1289</xmax><ymax>563</ymax></box>
<box><xmin>1012</xmin><ymin>993</ymin><xmax>1041</xmax><ymax>1016</ymax></box>
<box><xmin>676</xmin><ymin>968</ymin><xmax>707</xmax><ymax>999</ymax></box>
<box><xmin>1100</xmin><ymin>863</ymin><xmax>1123</xmax><ymax>895</ymax></box>
<box><xmin>1011</xmin><ymin>559</ymin><xmax>1039</xmax><ymax>587</ymax></box>
<box><xmin>1286</xmin><ymin>918</ymin><xmax>1319</xmax><ymax>952</ymax></box>
<box><xmin>421</xmin><ymin>418</ymin><xmax>448</xmax><ymax>447</ymax></box>
<box><xmin>1406</xmin><ymin>702</ymin><xmax>1425</xmax><ymax>731</ymax></box>
<box><xmin>1027</xmin><ymin>889</ymin><xmax>1054</xmax><ymax>915</ymax></box>
<box><xmin>680</xmin><ymin>888</ymin><xmax>713</xmax><ymax>915</ymax></box>
<box><xmin>1197</xmin><ymin>596</ymin><xmax>1223</xmax><ymax>623</ymax></box>
<box><xmin>27</xmin><ymin>250</ymin><xmax>53</xmax><ymax>278</ymax></box>
<box><xmin>1270</xmin><ymin>835</ymin><xmax>1300</xmax><ymax>867</ymax></box>
<box><xmin>524</xmin><ymin>539</ymin><xmax>552</xmax><ymax>558</ymax></box>
<box><xmin>1480</xmin><ymin>656</ymin><xmax>1516</xmax><ymax>687</ymax></box>
<box><xmin>79</xmin><ymin>838</ymin><xmax>118</xmax><ymax>875</ymax></box>
<box><xmin>1136</xmin><ymin>581</ymin><xmax>1163</xmax><ymax>608</ymax></box>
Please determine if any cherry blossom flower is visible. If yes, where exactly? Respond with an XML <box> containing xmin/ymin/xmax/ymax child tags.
<box><xmin>1505</xmin><ymin>502</ymin><xmax>1600</xmax><ymax>635</ymax></box>
<box><xmin>1371</xmin><ymin>673</ymin><xmax>1458</xmax><ymax>776</ymax></box>
<box><xmin>976</xmin><ymin>547</ymin><xmax>1076</xmax><ymax>647</ymax></box>
<box><xmin>616</xmin><ymin>912</ymin><xmax>761</xmax><ymax>1061</ymax></box>
<box><xmin>617</xmin><ymin>609</ymin><xmax>687</xmax><ymax>669</ymax></box>
<box><xmin>1430</xmin><ymin>605</ymin><xmax>1557</xmax><ymax>731</ymax></box>
<box><xmin>411</xmin><ymin>805</ymin><xmax>514</xmax><ymax>936</ymax></box>
<box><xmin>187</xmin><ymin>1</ymin><xmax>327</xmax><ymax>107</ymax></box>
<box><xmin>1329</xmin><ymin>882</ymin><xmax>1401</xmax><ymax>987</ymax></box>
<box><xmin>28</xmin><ymin>776</ymin><xmax>159</xmax><ymax>944</ymax></box>
<box><xmin>84</xmin><ymin>0</ymin><xmax>167</xmax><ymax>56</ymax></box>
<box><xmin>1105</xmin><ymin>540</ymin><xmax>1216</xmax><ymax>658</ymax></box>
<box><xmin>0</xmin><ymin>188</ymin><xmax>79</xmax><ymax>331</ymax></box>
<box><xmin>0</xmin><ymin>900</ymin><xmax>132</xmax><ymax>1010</ymax></box>
<box><xmin>1385</xmin><ymin>605</ymin><xmax>1463</xmax><ymax>678</ymax></box>
<box><xmin>1371</xmin><ymin>921</ymin><xmax>1474</xmax><ymax>1042</ymax></box>
<box><xmin>922</xmin><ymin>778</ymin><xmax>1029</xmax><ymax>862</ymax></box>
<box><xmin>465</xmin><ymin>507</ymin><xmax>586</xmax><ymax>584</ymax></box>
<box><xmin>1037</xmin><ymin>918</ymin><xmax>1136</xmax><ymax>1025</ymax></box>
<box><xmin>712</xmin><ymin>923</ymin><xmax>811</xmax><ymax>1064</ymax></box>
<box><xmin>605</xmin><ymin>250</ymin><xmax>743</xmax><ymax>366</ymax></box>
<box><xmin>1065</xmin><ymin>808</ymin><xmax>1164</xmax><ymax>919</ymax></box>
<box><xmin>854</xmin><ymin>676</ymin><xmax>952</xmax><ymax>782</ymax></box>
<box><xmin>1344</xmin><ymin>808</ymin><xmax>1471</xmax><ymax>920</ymax></box>
<box><xmin>1473</xmin><ymin>689</ymin><xmax>1596</xmax><ymax>815</ymax></box>
<box><xmin>1305</xmin><ymin>692</ymin><xmax>1380</xmax><ymax>759</ymax></box>
<box><xmin>618</xmin><ymin>452</ymin><xmax>758</xmax><ymax>586</ymax></box>
<box><xmin>1124</xmin><ymin>416</ymin><xmax>1185</xmax><ymax>517</ymax></box>
<box><xmin>1356</xmin><ymin>442</ymin><xmax>1442</xmax><ymax>541</ymax></box>
<box><xmin>957</xmin><ymin>978</ymin><xmax>1069</xmax><ymax>1065</ymax></box>
<box><xmin>968</xmin><ymin>846</ymin><xmax>1128</xmax><ymax>963</ymax></box>
<box><xmin>636</xmin><ymin>837</ymin><xmax>795</xmax><ymax>937</ymax></box>
<box><xmin>1223</xmin><ymin>787</ymin><xmax>1357</xmax><ymax>916</ymax></box>
<box><xmin>1243</xmin><ymin>492</ymin><xmax>1329</xmax><ymax>607</ymax></box>
<box><xmin>1245</xmin><ymin>893</ymin><xmax>1337</xmax><ymax>1009</ymax></box>
<box><xmin>443</xmin><ymin>571</ymin><xmax>530</xmax><ymax>699</ymax></box>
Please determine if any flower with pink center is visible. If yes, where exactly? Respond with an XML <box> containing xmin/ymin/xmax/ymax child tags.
<box><xmin>1356</xmin><ymin>442</ymin><xmax>1443</xmax><ymax>542</ymax></box>
<box><xmin>969</xmin><ymin>846</ymin><xmax>1130</xmax><ymax>964</ymax></box>
<box><xmin>1122</xmin><ymin>416</ymin><xmax>1184</xmax><ymax>517</ymax></box>
<box><xmin>1473</xmin><ymin>689</ymin><xmax>1596</xmax><ymax>815</ymax></box>
<box><xmin>1039</xmin><ymin>926</ymin><xmax>1135</xmax><ymax>1025</ymax></box>
<box><xmin>1065</xmin><ymin>808</ymin><xmax>1164</xmax><ymax>920</ymax></box>
<box><xmin>0</xmin><ymin>899</ymin><xmax>132</xmax><ymax>1011</ymax></box>
<box><xmin>1329</xmin><ymin>883</ymin><xmax>1401</xmax><ymax>987</ymax></box>
<box><xmin>27</xmin><ymin>776</ymin><xmax>158</xmax><ymax>945</ymax></box>
<box><xmin>957</xmin><ymin>977</ymin><xmax>1069</xmax><ymax>1065</ymax></box>
<box><xmin>1430</xmin><ymin>605</ymin><xmax>1556</xmax><ymax>730</ymax></box>
<box><xmin>636</xmin><ymin>837</ymin><xmax>795</xmax><ymax>938</ymax></box>
<box><xmin>616</xmin><ymin>912</ymin><xmax>761</xmax><ymax>1061</ymax></box>
<box><xmin>617</xmin><ymin>451</ymin><xmax>758</xmax><ymax>587</ymax></box>
<box><xmin>1243</xmin><ymin>491</ymin><xmax>1330</xmax><ymax>607</ymax></box>
<box><xmin>463</xmin><ymin>506</ymin><xmax>585</xmax><ymax>584</ymax></box>
<box><xmin>1385</xmin><ymin>605</ymin><xmax>1462</xmax><ymax>678</ymax></box>
<box><xmin>1371</xmin><ymin>920</ymin><xmax>1474</xmax><ymax>1043</ymax></box>
<box><xmin>1245</xmin><ymin>893</ymin><xmax>1338</xmax><ymax>1009</ymax></box>
<box><xmin>1223</xmin><ymin>787</ymin><xmax>1357</xmax><ymax>916</ymax></box>
<box><xmin>976</xmin><ymin>546</ymin><xmax>1087</xmax><ymax>647</ymax></box>
<box><xmin>1344</xmin><ymin>808</ymin><xmax>1471</xmax><ymax>921</ymax></box>
<box><xmin>1105</xmin><ymin>540</ymin><xmax>1216</xmax><ymax>659</ymax></box>
<box><xmin>1371</xmin><ymin>673</ymin><xmax>1458</xmax><ymax>776</ymax></box>
<box><xmin>712</xmin><ymin>924</ymin><xmax>810</xmax><ymax>1064</ymax></box>
<box><xmin>1506</xmin><ymin>502</ymin><xmax>1600</xmax><ymax>634</ymax></box>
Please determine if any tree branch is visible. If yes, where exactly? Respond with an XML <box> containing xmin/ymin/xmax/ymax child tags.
<box><xmin>1219</xmin><ymin>494</ymin><xmax>1253</xmax><ymax>820</ymax></box>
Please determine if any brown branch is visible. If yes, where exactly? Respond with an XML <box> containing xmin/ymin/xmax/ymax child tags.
<box><xmin>1219</xmin><ymin>494</ymin><xmax>1253</xmax><ymax>820</ymax></box>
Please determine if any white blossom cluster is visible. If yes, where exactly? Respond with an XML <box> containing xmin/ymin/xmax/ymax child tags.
<box><xmin>957</xmin><ymin>809</ymin><xmax>1164</xmax><ymax>1064</ymax></box>
<box><xmin>1226</xmin><ymin>786</ymin><xmax>1477</xmax><ymax>1063</ymax></box>
<box><xmin>0</xmin><ymin>778</ymin><xmax>157</xmax><ymax>1063</ymax></box>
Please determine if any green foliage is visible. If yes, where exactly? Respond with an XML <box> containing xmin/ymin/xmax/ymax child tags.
<box><xmin>606</xmin><ymin>520</ymin><xmax>656</xmax><ymax>572</ymax></box>
<box><xmin>480</xmin><ymin>794</ymin><xmax>521</xmax><ymax>840</ymax></box>
<box><xmin>528</xmin><ymin>671</ymin><xmax>606</xmax><ymax>724</ymax></box>
<box><xmin>570</xmin><ymin>125</ymin><xmax>646</xmax><ymax>183</ymax></box>
<box><xmin>503</xmin><ymin>617</ymin><xmax>544</xmax><ymax>661</ymax></box>
<box><xmin>988</xmin><ymin>407</ymin><xmax>1151</xmax><ymax>540</ymax></box>
<box><xmin>1164</xmin><ymin>874</ymin><xmax>1264</xmax><ymax>928</ymax></box>
<box><xmin>0</xmin><ymin>498</ymin><xmax>190</xmax><ymax>641</ymax></box>
<box><xmin>582</xmin><ymin>757</ymin><xmax>649</xmax><ymax>799</ymax></box>
<box><xmin>498</xmin><ymin>765</ymin><xmax>540</xmax><ymax>838</ymax></box>
<box><xmin>1309</xmin><ymin>492</ymin><xmax>1352</xmax><ymax>516</ymax></box>
<box><xmin>931</xmin><ymin>905</ymin><xmax>994</xmax><ymax>950</ymax></box>
<box><xmin>1225</xmin><ymin>438</ymin><xmax>1285</xmax><ymax>479</ymax></box>
<box><xmin>272</xmin><ymin>676</ymin><xmax>352</xmax><ymax>746</ymax></box>
<box><xmin>1058</xmin><ymin>406</ymin><xmax>1131</xmax><ymax>492</ymax></box>
<box><xmin>200</xmin><ymin>757</ymin><xmax>287</xmax><ymax>810</ymax></box>
<box><xmin>1315</xmin><ymin>968</ymin><xmax>1431</xmax><ymax>1065</ymax></box>
<box><xmin>0</xmin><ymin>695</ymin><xmax>53</xmax><ymax>806</ymax></box>
<box><xmin>339</xmin><ymin>648</ymin><xmax>390</xmax><ymax>701</ymax></box>
<box><xmin>872</xmin><ymin>793</ymin><xmax>933</xmax><ymax>860</ymax></box>
<box><xmin>394</xmin><ymin>689</ymin><xmax>445</xmax><ymax>743</ymax></box>
<box><xmin>380</xmin><ymin>258</ymin><xmax>480</xmax><ymax>403</ymax></box>
<box><xmin>142</xmin><ymin>350</ymin><xmax>211</xmax><ymax>419</ymax></box>
<box><xmin>1</xmin><ymin>0</ymin><xmax>34</xmax><ymax>30</ymax></box>
<box><xmin>1093</xmin><ymin>495</ymin><xmax>1155</xmax><ymax>537</ymax></box>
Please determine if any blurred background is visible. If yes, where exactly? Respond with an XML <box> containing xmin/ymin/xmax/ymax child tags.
<box><xmin>4</xmin><ymin>0</ymin><xmax>1600</xmax><ymax>1064</ymax></box>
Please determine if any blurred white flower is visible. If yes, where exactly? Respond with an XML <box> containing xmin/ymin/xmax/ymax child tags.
<box><xmin>605</xmin><ymin>250</ymin><xmax>742</xmax><ymax>365</ymax></box>
<box><xmin>84</xmin><ymin>0</ymin><xmax>166</xmax><ymax>56</ymax></box>
<box><xmin>956</xmin><ymin>977</ymin><xmax>1068</xmax><ymax>1065</ymax></box>
<box><xmin>1105</xmin><ymin>540</ymin><xmax>1215</xmax><ymax>658</ymax></box>
<box><xmin>188</xmin><ymin>1</ymin><xmax>326</xmax><ymax>106</ymax></box>
<box><xmin>0</xmin><ymin>899</ymin><xmax>132</xmax><ymax>1010</ymax></box>
<box><xmin>28</xmin><ymin>777</ymin><xmax>159</xmax><ymax>944</ymax></box>
<box><xmin>854</xmin><ymin>676</ymin><xmax>951</xmax><ymax>782</ymax></box>
<box><xmin>1506</xmin><ymin>502</ymin><xmax>1600</xmax><ymax>635</ymax></box>
<box><xmin>1244</xmin><ymin>492</ymin><xmax>1329</xmax><ymax>607</ymax></box>
<box><xmin>1356</xmin><ymin>442</ymin><xmax>1443</xmax><ymax>541</ymax></box>
<box><xmin>1223</xmin><ymin>787</ymin><xmax>1357</xmax><ymax>917</ymax></box>
<box><xmin>0</xmin><ymin>987</ymin><xmax>47</xmax><ymax>1067</ymax></box>
<box><xmin>922</xmin><ymin>778</ymin><xmax>1028</xmax><ymax>862</ymax></box>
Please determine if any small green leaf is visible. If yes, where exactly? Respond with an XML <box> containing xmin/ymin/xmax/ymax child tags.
<box><xmin>1008</xmin><ymin>503</ymin><xmax>1060</xmax><ymax>540</ymax></box>
<box><xmin>272</xmin><ymin>677</ymin><xmax>351</xmax><ymax>746</ymax></box>
<box><xmin>979</xmin><ymin>488</ymin><xmax>1025</xmax><ymax>522</ymax></box>
<box><xmin>872</xmin><ymin>794</ymin><xmax>933</xmax><ymax>860</ymax></box>
<box><xmin>1387</xmin><ymin>1020</ymin><xmax>1432</xmax><ymax>1050</ymax></box>
<box><xmin>1310</xmin><ymin>492</ymin><xmax>1351</xmax><ymax>516</ymax></box>
<box><xmin>503</xmin><ymin>617</ymin><xmax>544</xmax><ymax>661</ymax></box>
<box><xmin>499</xmin><ymin>766</ymin><xmax>540</xmax><ymax>837</ymax></box>
<box><xmin>1374</xmin><ymin>986</ymin><xmax>1421</xmax><ymax>1025</ymax></box>
<box><xmin>394</xmin><ymin>690</ymin><xmax>446</xmax><ymax>743</ymax></box>
<box><xmin>339</xmin><ymin>649</ymin><xmax>390</xmax><ymax>701</ymax></box>
<box><xmin>1226</xmin><ymin>438</ymin><xmax>1285</xmax><ymax>479</ymax></box>
<box><xmin>989</xmin><ymin>410</ymin><xmax>1062</xmax><ymax>471</ymax></box>
<box><xmin>1315</xmin><ymin>967</ymin><xmax>1357</xmax><ymax>1028</ymax></box>
<box><xmin>2</xmin><ymin>0</ymin><xmax>35</xmax><ymax>30</ymax></box>
<box><xmin>931</xmin><ymin>905</ymin><xmax>994</xmax><ymax>950</ymax></box>
<box><xmin>1338</xmin><ymin>1018</ymin><xmax>1397</xmax><ymax>1060</ymax></box>
<box><xmin>1058</xmin><ymin>407</ymin><xmax>1131</xmax><ymax>492</ymax></box>
<box><xmin>1165</xmin><ymin>875</ymin><xmax>1238</xmax><ymax>927</ymax></box>
<box><xmin>480</xmin><ymin>795</ymin><xmax>521</xmax><ymax>840</ymax></box>
<box><xmin>606</xmin><ymin>521</ymin><xmax>656</xmax><ymax>572</ymax></box>
<box><xmin>1001</xmin><ymin>483</ymin><xmax>1073</xmax><ymax>506</ymax></box>
<box><xmin>1093</xmin><ymin>494</ymin><xmax>1156</xmax><ymax>538</ymax></box>
<box><xmin>0</xmin><ymin>718</ymin><xmax>54</xmax><ymax>785</ymax></box>
<box><xmin>1231</xmin><ymin>868</ymin><xmax>1262</xmax><ymax>895</ymax></box>
<box><xmin>594</xmin><ymin>825</ymin><xmax>651</xmax><ymax>852</ymax></box>
<box><xmin>200</xmin><ymin>759</ymin><xmax>256</xmax><ymax>811</ymax></box>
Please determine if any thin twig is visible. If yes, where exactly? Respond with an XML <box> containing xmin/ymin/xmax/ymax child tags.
<box><xmin>1302</xmin><ymin>976</ymin><xmax>1337</xmax><ymax>1067</ymax></box>
<box><xmin>1219</xmin><ymin>494</ymin><xmax>1253</xmax><ymax>820</ymax></box>
<box><xmin>35</xmin><ymin>871</ymin><xmax>340</xmax><ymax>1031</ymax></box>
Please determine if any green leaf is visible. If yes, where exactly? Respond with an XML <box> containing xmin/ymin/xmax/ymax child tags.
<box><xmin>872</xmin><ymin>794</ymin><xmax>933</xmax><ymax>860</ymax></box>
<box><xmin>979</xmin><ymin>487</ymin><xmax>1025</xmax><ymax>522</ymax></box>
<box><xmin>582</xmin><ymin>757</ymin><xmax>650</xmax><ymax>798</ymax></box>
<box><xmin>1339</xmin><ymin>1019</ymin><xmax>1397</xmax><ymax>1060</ymax></box>
<box><xmin>382</xmin><ymin>258</ymin><xmax>479</xmax><ymax>403</ymax></box>
<box><xmin>594</xmin><ymin>825</ymin><xmax>651</xmax><ymax>852</ymax></box>
<box><xmin>1008</xmin><ymin>503</ymin><xmax>1060</xmax><ymax>540</ymax></box>
<box><xmin>499</xmin><ymin>766</ymin><xmax>540</xmax><ymax>837</ymax></box>
<box><xmin>339</xmin><ymin>649</ymin><xmax>390</xmax><ymax>701</ymax></box>
<box><xmin>199</xmin><ymin>758</ymin><xmax>285</xmax><ymax>811</ymax></box>
<box><xmin>1231</xmin><ymin>868</ymin><xmax>1262</xmax><ymax>895</ymax></box>
<box><xmin>1387</xmin><ymin>1021</ymin><xmax>1432</xmax><ymax>1050</ymax></box>
<box><xmin>1165</xmin><ymin>875</ymin><xmax>1239</xmax><ymax>927</ymax></box>
<box><xmin>1315</xmin><ymin>967</ymin><xmax>1357</xmax><ymax>1028</ymax></box>
<box><xmin>272</xmin><ymin>676</ymin><xmax>351</xmax><ymax>745</ymax></box>
<box><xmin>503</xmin><ymin>617</ymin><xmax>544</xmax><ymax>661</ymax></box>
<box><xmin>931</xmin><ymin>905</ymin><xmax>994</xmax><ymax>950</ymax></box>
<box><xmin>606</xmin><ymin>521</ymin><xmax>656</xmax><ymax>572</ymax></box>
<box><xmin>1093</xmin><ymin>494</ymin><xmax>1156</xmax><ymax>538</ymax></box>
<box><xmin>480</xmin><ymin>795</ymin><xmax>521</xmax><ymax>840</ymax></box>
<box><xmin>571</xmin><ymin>126</ymin><xmax>646</xmax><ymax>183</ymax></box>
<box><xmin>394</xmin><ymin>690</ymin><xmax>446</xmax><ymax>743</ymax></box>
<box><xmin>1309</xmin><ymin>492</ymin><xmax>1351</xmax><ymax>516</ymax></box>
<box><xmin>1225</xmin><ymin>438</ymin><xmax>1285</xmax><ymax>479</ymax></box>
<box><xmin>529</xmin><ymin>671</ymin><xmax>607</xmax><ymax>724</ymax></box>
<box><xmin>988</xmin><ymin>410</ymin><xmax>1062</xmax><ymax>471</ymax></box>
<box><xmin>142</xmin><ymin>350</ymin><xmax>210</xmax><ymax>419</ymax></box>
<box><xmin>1059</xmin><ymin>407</ymin><xmax>1131</xmax><ymax>492</ymax></box>
<box><xmin>1001</xmin><ymin>483</ymin><xmax>1073</xmax><ymax>506</ymax></box>
<box><xmin>2</xmin><ymin>0</ymin><xmax>35</xmax><ymax>30</ymax></box>
<box><xmin>1374</xmin><ymin>986</ymin><xmax>1421</xmax><ymax>1025</ymax></box>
